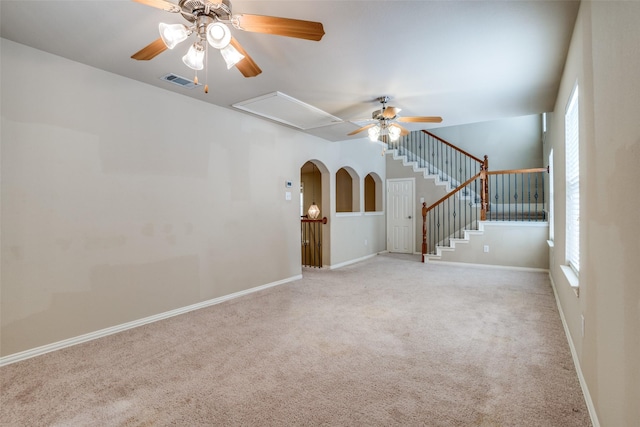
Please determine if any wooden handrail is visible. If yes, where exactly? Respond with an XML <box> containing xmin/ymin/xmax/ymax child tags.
<box><xmin>301</xmin><ymin>217</ymin><xmax>328</xmax><ymax>224</ymax></box>
<box><xmin>422</xmin><ymin>130</ymin><xmax>485</xmax><ymax>164</ymax></box>
<box><xmin>423</xmin><ymin>171</ymin><xmax>483</xmax><ymax>214</ymax></box>
<box><xmin>486</xmin><ymin>167</ymin><xmax>548</xmax><ymax>176</ymax></box>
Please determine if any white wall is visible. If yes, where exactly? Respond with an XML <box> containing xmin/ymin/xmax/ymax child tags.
<box><xmin>0</xmin><ymin>39</ymin><xmax>385</xmax><ymax>357</ymax></box>
<box><xmin>544</xmin><ymin>2</ymin><xmax>640</xmax><ymax>425</ymax></box>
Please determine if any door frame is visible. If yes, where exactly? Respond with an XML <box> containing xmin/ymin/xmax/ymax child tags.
<box><xmin>386</xmin><ymin>178</ymin><xmax>415</xmax><ymax>253</ymax></box>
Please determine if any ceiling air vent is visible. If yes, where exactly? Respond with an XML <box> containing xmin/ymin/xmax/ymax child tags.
<box><xmin>160</xmin><ymin>73</ymin><xmax>201</xmax><ymax>89</ymax></box>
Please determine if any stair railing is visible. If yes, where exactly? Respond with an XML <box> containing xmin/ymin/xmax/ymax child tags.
<box><xmin>422</xmin><ymin>167</ymin><xmax>548</xmax><ymax>262</ymax></box>
<box><xmin>301</xmin><ymin>217</ymin><xmax>327</xmax><ymax>268</ymax></box>
<box><xmin>421</xmin><ymin>172</ymin><xmax>483</xmax><ymax>261</ymax></box>
<box><xmin>394</xmin><ymin>130</ymin><xmax>486</xmax><ymax>190</ymax></box>
<box><xmin>483</xmin><ymin>167</ymin><xmax>548</xmax><ymax>221</ymax></box>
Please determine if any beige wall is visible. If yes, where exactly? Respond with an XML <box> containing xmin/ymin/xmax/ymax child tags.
<box><xmin>431</xmin><ymin>114</ymin><xmax>543</xmax><ymax>170</ymax></box>
<box><xmin>386</xmin><ymin>151</ymin><xmax>451</xmax><ymax>252</ymax></box>
<box><xmin>544</xmin><ymin>2</ymin><xmax>640</xmax><ymax>425</ymax></box>
<box><xmin>0</xmin><ymin>39</ymin><xmax>385</xmax><ymax>357</ymax></box>
<box><xmin>433</xmin><ymin>223</ymin><xmax>549</xmax><ymax>270</ymax></box>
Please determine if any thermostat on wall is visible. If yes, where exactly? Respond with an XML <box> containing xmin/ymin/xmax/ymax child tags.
<box><xmin>285</xmin><ymin>180</ymin><xmax>293</xmax><ymax>188</ymax></box>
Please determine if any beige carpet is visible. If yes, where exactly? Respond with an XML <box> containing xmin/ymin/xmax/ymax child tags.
<box><xmin>1</xmin><ymin>254</ymin><xmax>591</xmax><ymax>426</ymax></box>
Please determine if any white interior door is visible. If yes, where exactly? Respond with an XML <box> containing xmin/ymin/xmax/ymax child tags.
<box><xmin>387</xmin><ymin>178</ymin><xmax>415</xmax><ymax>253</ymax></box>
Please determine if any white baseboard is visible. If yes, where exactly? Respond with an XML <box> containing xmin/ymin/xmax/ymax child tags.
<box><xmin>329</xmin><ymin>253</ymin><xmax>380</xmax><ymax>270</ymax></box>
<box><xmin>0</xmin><ymin>274</ymin><xmax>302</xmax><ymax>367</ymax></box>
<box><xmin>548</xmin><ymin>273</ymin><xmax>600</xmax><ymax>427</ymax></box>
<box><xmin>426</xmin><ymin>259</ymin><xmax>549</xmax><ymax>273</ymax></box>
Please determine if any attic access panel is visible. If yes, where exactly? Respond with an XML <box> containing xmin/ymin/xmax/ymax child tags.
<box><xmin>233</xmin><ymin>91</ymin><xmax>342</xmax><ymax>130</ymax></box>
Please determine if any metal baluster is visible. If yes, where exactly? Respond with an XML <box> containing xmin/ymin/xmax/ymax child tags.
<box><xmin>436</xmin><ymin>205</ymin><xmax>441</xmax><ymax>253</ymax></box>
<box><xmin>458</xmin><ymin>179</ymin><xmax>462</xmax><ymax>237</ymax></box>
<box><xmin>532</xmin><ymin>173</ymin><xmax>537</xmax><ymax>221</ymax></box>
<box><xmin>528</xmin><ymin>173</ymin><xmax>531</xmax><ymax>221</ymax></box>
<box><xmin>508</xmin><ymin>174</ymin><xmax>511</xmax><ymax>221</ymax></box>
<box><xmin>541</xmin><ymin>172</ymin><xmax>545</xmax><ymax>220</ymax></box>
<box><xmin>513</xmin><ymin>174</ymin><xmax>518</xmax><ymax>221</ymax></box>
<box><xmin>501</xmin><ymin>174</ymin><xmax>505</xmax><ymax>221</ymax></box>
<box><xmin>463</xmin><ymin>178</ymin><xmax>468</xmax><ymax>233</ymax></box>
<box><xmin>446</xmin><ymin>197</ymin><xmax>455</xmax><ymax>246</ymax></box>
<box><xmin>446</xmin><ymin>145</ymin><xmax>450</xmax><ymax>183</ymax></box>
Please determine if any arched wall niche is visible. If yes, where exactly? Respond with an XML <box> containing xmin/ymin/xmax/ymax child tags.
<box><xmin>336</xmin><ymin>166</ymin><xmax>360</xmax><ymax>213</ymax></box>
<box><xmin>365</xmin><ymin>172</ymin><xmax>383</xmax><ymax>212</ymax></box>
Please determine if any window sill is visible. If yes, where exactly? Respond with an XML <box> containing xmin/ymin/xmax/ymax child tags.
<box><xmin>560</xmin><ymin>265</ymin><xmax>580</xmax><ymax>297</ymax></box>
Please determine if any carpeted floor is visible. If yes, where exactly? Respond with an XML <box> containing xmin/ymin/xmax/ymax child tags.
<box><xmin>1</xmin><ymin>254</ymin><xmax>591</xmax><ymax>426</ymax></box>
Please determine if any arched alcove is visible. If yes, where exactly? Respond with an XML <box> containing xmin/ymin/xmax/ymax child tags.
<box><xmin>365</xmin><ymin>172</ymin><xmax>383</xmax><ymax>212</ymax></box>
<box><xmin>336</xmin><ymin>166</ymin><xmax>360</xmax><ymax>213</ymax></box>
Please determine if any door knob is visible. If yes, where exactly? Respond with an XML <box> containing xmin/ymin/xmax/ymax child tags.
<box><xmin>408</xmin><ymin>215</ymin><xmax>412</xmax><ymax>219</ymax></box>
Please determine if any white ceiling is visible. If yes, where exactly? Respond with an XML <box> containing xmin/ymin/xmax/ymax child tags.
<box><xmin>0</xmin><ymin>0</ymin><xmax>580</xmax><ymax>141</ymax></box>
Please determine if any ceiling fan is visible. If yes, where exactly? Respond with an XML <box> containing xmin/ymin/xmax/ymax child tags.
<box><xmin>348</xmin><ymin>96</ymin><xmax>443</xmax><ymax>143</ymax></box>
<box><xmin>131</xmin><ymin>0</ymin><xmax>325</xmax><ymax>85</ymax></box>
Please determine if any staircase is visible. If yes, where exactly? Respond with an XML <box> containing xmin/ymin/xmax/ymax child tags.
<box><xmin>387</xmin><ymin>130</ymin><xmax>548</xmax><ymax>264</ymax></box>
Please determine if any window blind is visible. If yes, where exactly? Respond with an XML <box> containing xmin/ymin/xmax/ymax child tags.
<box><xmin>565</xmin><ymin>86</ymin><xmax>580</xmax><ymax>273</ymax></box>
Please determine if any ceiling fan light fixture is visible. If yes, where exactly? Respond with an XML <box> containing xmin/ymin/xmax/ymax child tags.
<box><xmin>182</xmin><ymin>42</ymin><xmax>205</xmax><ymax>70</ymax></box>
<box><xmin>159</xmin><ymin>23</ymin><xmax>189</xmax><ymax>49</ymax></box>
<box><xmin>220</xmin><ymin>43</ymin><xmax>245</xmax><ymax>69</ymax></box>
<box><xmin>206</xmin><ymin>22</ymin><xmax>232</xmax><ymax>49</ymax></box>
<box><xmin>388</xmin><ymin>125</ymin><xmax>401</xmax><ymax>142</ymax></box>
<box><xmin>368</xmin><ymin>125</ymin><xmax>380</xmax><ymax>142</ymax></box>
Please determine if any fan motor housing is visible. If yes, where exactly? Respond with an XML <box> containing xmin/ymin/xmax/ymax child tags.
<box><xmin>179</xmin><ymin>0</ymin><xmax>232</xmax><ymax>22</ymax></box>
<box><xmin>372</xmin><ymin>109</ymin><xmax>396</xmax><ymax>121</ymax></box>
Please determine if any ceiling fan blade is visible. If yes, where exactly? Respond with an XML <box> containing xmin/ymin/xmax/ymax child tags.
<box><xmin>347</xmin><ymin>123</ymin><xmax>376</xmax><ymax>136</ymax></box>
<box><xmin>229</xmin><ymin>37</ymin><xmax>262</xmax><ymax>78</ymax></box>
<box><xmin>382</xmin><ymin>106</ymin><xmax>400</xmax><ymax>119</ymax></box>
<box><xmin>131</xmin><ymin>38</ymin><xmax>168</xmax><ymax>60</ymax></box>
<box><xmin>233</xmin><ymin>14</ymin><xmax>325</xmax><ymax>41</ymax></box>
<box><xmin>132</xmin><ymin>0</ymin><xmax>181</xmax><ymax>13</ymax></box>
<box><xmin>397</xmin><ymin>116</ymin><xmax>443</xmax><ymax>123</ymax></box>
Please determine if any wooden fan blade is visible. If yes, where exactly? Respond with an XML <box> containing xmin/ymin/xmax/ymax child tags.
<box><xmin>131</xmin><ymin>38</ymin><xmax>167</xmax><ymax>60</ymax></box>
<box><xmin>347</xmin><ymin>123</ymin><xmax>376</xmax><ymax>136</ymax></box>
<box><xmin>233</xmin><ymin>14</ymin><xmax>325</xmax><ymax>41</ymax></box>
<box><xmin>382</xmin><ymin>106</ymin><xmax>400</xmax><ymax>119</ymax></box>
<box><xmin>229</xmin><ymin>37</ymin><xmax>262</xmax><ymax>78</ymax></box>
<box><xmin>397</xmin><ymin>116</ymin><xmax>443</xmax><ymax>123</ymax></box>
<box><xmin>132</xmin><ymin>0</ymin><xmax>181</xmax><ymax>13</ymax></box>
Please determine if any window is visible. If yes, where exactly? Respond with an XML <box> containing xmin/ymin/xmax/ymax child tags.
<box><xmin>565</xmin><ymin>85</ymin><xmax>579</xmax><ymax>274</ymax></box>
<box><xmin>548</xmin><ymin>149</ymin><xmax>554</xmax><ymax>241</ymax></box>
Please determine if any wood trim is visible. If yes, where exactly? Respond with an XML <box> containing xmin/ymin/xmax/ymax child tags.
<box><xmin>486</xmin><ymin>167</ymin><xmax>548</xmax><ymax>175</ymax></box>
<box><xmin>301</xmin><ymin>217</ymin><xmax>328</xmax><ymax>224</ymax></box>
<box><xmin>421</xmin><ymin>130</ymin><xmax>485</xmax><ymax>164</ymax></box>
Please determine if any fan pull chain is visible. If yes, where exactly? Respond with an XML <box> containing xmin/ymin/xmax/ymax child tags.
<box><xmin>204</xmin><ymin>44</ymin><xmax>209</xmax><ymax>94</ymax></box>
